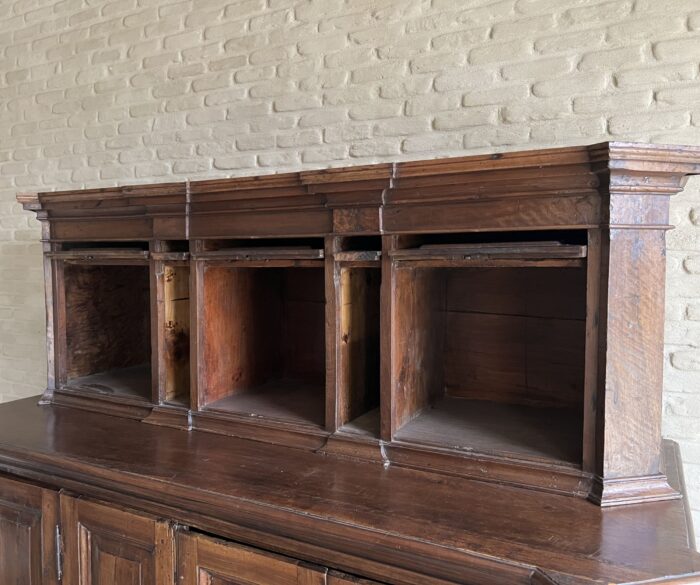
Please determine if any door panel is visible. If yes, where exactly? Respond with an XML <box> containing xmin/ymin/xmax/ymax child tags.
<box><xmin>177</xmin><ymin>531</ymin><xmax>327</xmax><ymax>585</ymax></box>
<box><xmin>60</xmin><ymin>495</ymin><xmax>173</xmax><ymax>585</ymax></box>
<box><xmin>0</xmin><ymin>475</ymin><xmax>59</xmax><ymax>585</ymax></box>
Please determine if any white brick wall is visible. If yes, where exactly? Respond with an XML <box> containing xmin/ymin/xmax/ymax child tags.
<box><xmin>1</xmin><ymin>0</ymin><xmax>700</xmax><ymax>532</ymax></box>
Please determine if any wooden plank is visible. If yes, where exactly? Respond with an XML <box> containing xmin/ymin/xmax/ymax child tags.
<box><xmin>195</xmin><ymin>247</ymin><xmax>325</xmax><ymax>261</ymax></box>
<box><xmin>200</xmin><ymin>267</ymin><xmax>282</xmax><ymax>405</ymax></box>
<box><xmin>391</xmin><ymin>267</ymin><xmax>446</xmax><ymax>432</ymax></box>
<box><xmin>393</xmin><ymin>258</ymin><xmax>583</xmax><ymax>269</ymax></box>
<box><xmin>283</xmin><ymin>268</ymin><xmax>326</xmax><ymax>384</ymax></box>
<box><xmin>338</xmin><ymin>267</ymin><xmax>381</xmax><ymax>427</ymax></box>
<box><xmin>334</xmin><ymin>251</ymin><xmax>382</xmax><ymax>264</ymax></box>
<box><xmin>444</xmin><ymin>312</ymin><xmax>585</xmax><ymax>408</ymax></box>
<box><xmin>163</xmin><ymin>265</ymin><xmax>190</xmax><ymax>404</ymax></box>
<box><xmin>390</xmin><ymin>242</ymin><xmax>587</xmax><ymax>260</ymax></box>
<box><xmin>445</xmin><ymin>268</ymin><xmax>587</xmax><ymax>321</ymax></box>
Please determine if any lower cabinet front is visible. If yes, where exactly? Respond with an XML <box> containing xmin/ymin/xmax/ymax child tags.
<box><xmin>0</xmin><ymin>475</ymin><xmax>383</xmax><ymax>585</ymax></box>
<box><xmin>176</xmin><ymin>531</ymin><xmax>379</xmax><ymax>585</ymax></box>
<box><xmin>177</xmin><ymin>531</ymin><xmax>327</xmax><ymax>585</ymax></box>
<box><xmin>0</xmin><ymin>475</ymin><xmax>59</xmax><ymax>585</ymax></box>
<box><xmin>60</xmin><ymin>497</ymin><xmax>174</xmax><ymax>585</ymax></box>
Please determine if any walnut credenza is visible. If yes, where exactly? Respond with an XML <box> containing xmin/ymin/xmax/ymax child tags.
<box><xmin>3</xmin><ymin>142</ymin><xmax>700</xmax><ymax>584</ymax></box>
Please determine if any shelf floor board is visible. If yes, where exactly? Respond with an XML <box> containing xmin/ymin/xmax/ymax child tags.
<box><xmin>65</xmin><ymin>364</ymin><xmax>152</xmax><ymax>402</ymax></box>
<box><xmin>338</xmin><ymin>408</ymin><xmax>380</xmax><ymax>439</ymax></box>
<box><xmin>204</xmin><ymin>379</ymin><xmax>325</xmax><ymax>428</ymax></box>
<box><xmin>394</xmin><ymin>397</ymin><xmax>582</xmax><ymax>466</ymax></box>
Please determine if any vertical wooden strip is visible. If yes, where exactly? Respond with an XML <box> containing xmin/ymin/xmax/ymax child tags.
<box><xmin>175</xmin><ymin>531</ymin><xmax>198</xmax><ymax>585</ymax></box>
<box><xmin>380</xmin><ymin>235</ymin><xmax>396</xmax><ymax>441</ymax></box>
<box><xmin>325</xmin><ymin>236</ymin><xmax>341</xmax><ymax>432</ymax></box>
<box><xmin>191</xmin><ymin>250</ymin><xmax>205</xmax><ymax>411</ymax></box>
<box><xmin>154</xmin><ymin>520</ymin><xmax>175</xmax><ymax>585</ymax></box>
<box><xmin>53</xmin><ymin>259</ymin><xmax>68</xmax><ymax>389</ymax></box>
<box><xmin>602</xmin><ymin>227</ymin><xmax>667</xmax><ymax>478</ymax></box>
<box><xmin>163</xmin><ymin>264</ymin><xmax>191</xmax><ymax>403</ymax></box>
<box><xmin>582</xmin><ymin>229</ymin><xmax>601</xmax><ymax>474</ymax></box>
<box><xmin>338</xmin><ymin>267</ymin><xmax>381</xmax><ymax>427</ymax></box>
<box><xmin>59</xmin><ymin>495</ymin><xmax>79</xmax><ymax>585</ymax></box>
<box><xmin>150</xmin><ymin>242</ymin><xmax>162</xmax><ymax>404</ymax></box>
<box><xmin>41</xmin><ymin>489</ymin><xmax>60</xmax><ymax>585</ymax></box>
<box><xmin>42</xmin><ymin>233</ymin><xmax>58</xmax><ymax>399</ymax></box>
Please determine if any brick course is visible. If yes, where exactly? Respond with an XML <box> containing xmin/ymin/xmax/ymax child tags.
<box><xmin>0</xmin><ymin>0</ymin><xmax>699</xmax><ymax>532</ymax></box>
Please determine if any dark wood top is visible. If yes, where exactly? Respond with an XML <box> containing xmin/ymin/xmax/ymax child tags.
<box><xmin>18</xmin><ymin>141</ymin><xmax>700</xmax><ymax>208</ymax></box>
<box><xmin>16</xmin><ymin>141</ymin><xmax>700</xmax><ymax>241</ymax></box>
<box><xmin>17</xmin><ymin>141</ymin><xmax>700</xmax><ymax>202</ymax></box>
<box><xmin>0</xmin><ymin>397</ymin><xmax>697</xmax><ymax>585</ymax></box>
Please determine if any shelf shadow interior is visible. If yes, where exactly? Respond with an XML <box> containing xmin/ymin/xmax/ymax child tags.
<box><xmin>392</xmin><ymin>264</ymin><xmax>587</xmax><ymax>466</ymax></box>
<box><xmin>63</xmin><ymin>263</ymin><xmax>152</xmax><ymax>402</ymax></box>
<box><xmin>201</xmin><ymin>265</ymin><xmax>326</xmax><ymax>427</ymax></box>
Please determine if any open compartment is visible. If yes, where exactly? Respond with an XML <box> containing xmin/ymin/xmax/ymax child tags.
<box><xmin>334</xmin><ymin>236</ymin><xmax>382</xmax><ymax>438</ymax></box>
<box><xmin>390</xmin><ymin>233</ymin><xmax>587</xmax><ymax>466</ymax></box>
<box><xmin>200</xmin><ymin>261</ymin><xmax>326</xmax><ymax>427</ymax></box>
<box><xmin>61</xmin><ymin>261</ymin><xmax>152</xmax><ymax>402</ymax></box>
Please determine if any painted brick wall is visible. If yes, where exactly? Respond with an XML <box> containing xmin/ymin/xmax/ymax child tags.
<box><xmin>1</xmin><ymin>0</ymin><xmax>699</xmax><ymax>532</ymax></box>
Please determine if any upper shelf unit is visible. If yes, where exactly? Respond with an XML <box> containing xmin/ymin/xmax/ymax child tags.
<box><xmin>17</xmin><ymin>141</ymin><xmax>700</xmax><ymax>507</ymax></box>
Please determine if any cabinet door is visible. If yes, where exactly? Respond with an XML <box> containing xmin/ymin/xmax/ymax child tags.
<box><xmin>177</xmin><ymin>531</ymin><xmax>327</xmax><ymax>585</ymax></box>
<box><xmin>0</xmin><ymin>475</ymin><xmax>59</xmax><ymax>585</ymax></box>
<box><xmin>60</xmin><ymin>496</ymin><xmax>174</xmax><ymax>585</ymax></box>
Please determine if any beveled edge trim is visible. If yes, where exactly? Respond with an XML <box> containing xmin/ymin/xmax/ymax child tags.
<box><xmin>50</xmin><ymin>390</ymin><xmax>153</xmax><ymax>421</ymax></box>
<box><xmin>588</xmin><ymin>474</ymin><xmax>681</xmax><ymax>507</ymax></box>
<box><xmin>143</xmin><ymin>404</ymin><xmax>192</xmax><ymax>430</ymax></box>
<box><xmin>191</xmin><ymin>409</ymin><xmax>329</xmax><ymax>451</ymax></box>
<box><xmin>385</xmin><ymin>440</ymin><xmax>591</xmax><ymax>498</ymax></box>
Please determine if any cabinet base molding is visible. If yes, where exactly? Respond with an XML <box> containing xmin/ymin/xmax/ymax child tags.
<box><xmin>318</xmin><ymin>433</ymin><xmax>388</xmax><ymax>465</ymax></box>
<box><xmin>144</xmin><ymin>404</ymin><xmax>192</xmax><ymax>430</ymax></box>
<box><xmin>384</xmin><ymin>441</ymin><xmax>593</xmax><ymax>498</ymax></box>
<box><xmin>51</xmin><ymin>388</ymin><xmax>152</xmax><ymax>420</ymax></box>
<box><xmin>588</xmin><ymin>474</ymin><xmax>681</xmax><ymax>507</ymax></box>
<box><xmin>191</xmin><ymin>409</ymin><xmax>330</xmax><ymax>451</ymax></box>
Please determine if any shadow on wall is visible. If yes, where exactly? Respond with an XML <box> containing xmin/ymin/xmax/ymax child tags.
<box><xmin>0</xmin><ymin>238</ymin><xmax>47</xmax><ymax>403</ymax></box>
<box><xmin>664</xmin><ymin>175</ymin><xmax>700</xmax><ymax>547</ymax></box>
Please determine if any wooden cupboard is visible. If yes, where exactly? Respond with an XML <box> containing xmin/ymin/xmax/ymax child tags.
<box><xmin>60</xmin><ymin>497</ymin><xmax>173</xmax><ymax>585</ymax></box>
<box><xmin>5</xmin><ymin>142</ymin><xmax>700</xmax><ymax>584</ymax></box>
<box><xmin>0</xmin><ymin>474</ymin><xmax>384</xmax><ymax>585</ymax></box>
<box><xmin>0</xmin><ymin>475</ymin><xmax>59</xmax><ymax>585</ymax></box>
<box><xmin>176</xmin><ymin>531</ymin><xmax>329</xmax><ymax>585</ymax></box>
<box><xmin>176</xmin><ymin>532</ymin><xmax>378</xmax><ymax>585</ymax></box>
<box><xmin>0</xmin><ymin>398</ymin><xmax>698</xmax><ymax>584</ymax></box>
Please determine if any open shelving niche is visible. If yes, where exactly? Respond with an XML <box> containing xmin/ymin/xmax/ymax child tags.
<box><xmin>387</xmin><ymin>231</ymin><xmax>588</xmax><ymax>469</ymax></box>
<box><xmin>332</xmin><ymin>236</ymin><xmax>382</xmax><ymax>439</ymax></box>
<box><xmin>153</xmin><ymin>240</ymin><xmax>191</xmax><ymax>410</ymax></box>
<box><xmin>55</xmin><ymin>242</ymin><xmax>153</xmax><ymax>404</ymax></box>
<box><xmin>51</xmin><ymin>230</ymin><xmax>591</xmax><ymax>472</ymax></box>
<box><xmin>197</xmin><ymin>238</ymin><xmax>328</xmax><ymax>428</ymax></box>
